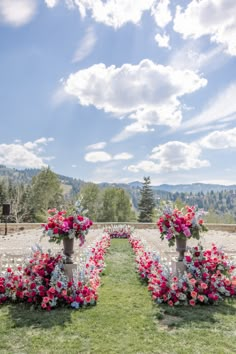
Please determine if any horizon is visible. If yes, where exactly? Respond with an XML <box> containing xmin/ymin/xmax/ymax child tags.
<box><xmin>0</xmin><ymin>1</ymin><xmax>236</xmax><ymax>186</ymax></box>
<box><xmin>2</xmin><ymin>164</ymin><xmax>236</xmax><ymax>187</ymax></box>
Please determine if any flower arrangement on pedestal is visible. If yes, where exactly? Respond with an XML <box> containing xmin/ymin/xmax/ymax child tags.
<box><xmin>157</xmin><ymin>205</ymin><xmax>208</xmax><ymax>247</ymax></box>
<box><xmin>42</xmin><ymin>208</ymin><xmax>93</xmax><ymax>246</ymax></box>
<box><xmin>42</xmin><ymin>202</ymin><xmax>93</xmax><ymax>264</ymax></box>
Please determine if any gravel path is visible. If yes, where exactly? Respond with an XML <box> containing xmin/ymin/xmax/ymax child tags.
<box><xmin>1</xmin><ymin>227</ymin><xmax>236</xmax><ymax>266</ymax></box>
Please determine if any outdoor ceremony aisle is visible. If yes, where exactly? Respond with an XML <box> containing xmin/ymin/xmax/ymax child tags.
<box><xmin>1</xmin><ymin>238</ymin><xmax>236</xmax><ymax>354</ymax></box>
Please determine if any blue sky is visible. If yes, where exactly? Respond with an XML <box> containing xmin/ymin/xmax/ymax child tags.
<box><xmin>0</xmin><ymin>0</ymin><xmax>236</xmax><ymax>185</ymax></box>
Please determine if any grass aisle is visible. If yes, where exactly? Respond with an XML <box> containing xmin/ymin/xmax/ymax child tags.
<box><xmin>1</xmin><ymin>239</ymin><xmax>236</xmax><ymax>354</ymax></box>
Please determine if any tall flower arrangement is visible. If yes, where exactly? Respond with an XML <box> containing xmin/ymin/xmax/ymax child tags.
<box><xmin>42</xmin><ymin>208</ymin><xmax>93</xmax><ymax>246</ymax></box>
<box><xmin>157</xmin><ymin>205</ymin><xmax>208</xmax><ymax>247</ymax></box>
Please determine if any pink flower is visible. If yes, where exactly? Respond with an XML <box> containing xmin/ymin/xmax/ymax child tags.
<box><xmin>200</xmin><ymin>282</ymin><xmax>208</xmax><ymax>289</ymax></box>
<box><xmin>189</xmin><ymin>299</ymin><xmax>196</xmax><ymax>306</ymax></box>
<box><xmin>42</xmin><ymin>296</ymin><xmax>50</xmax><ymax>303</ymax></box>
<box><xmin>190</xmin><ymin>278</ymin><xmax>197</xmax><ymax>285</ymax></box>
<box><xmin>191</xmin><ymin>291</ymin><xmax>198</xmax><ymax>299</ymax></box>
<box><xmin>198</xmin><ymin>295</ymin><xmax>204</xmax><ymax>302</ymax></box>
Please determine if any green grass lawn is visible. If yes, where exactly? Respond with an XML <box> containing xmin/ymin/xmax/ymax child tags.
<box><xmin>0</xmin><ymin>239</ymin><xmax>236</xmax><ymax>354</ymax></box>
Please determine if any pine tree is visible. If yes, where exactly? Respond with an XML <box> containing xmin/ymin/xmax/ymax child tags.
<box><xmin>138</xmin><ymin>176</ymin><xmax>155</xmax><ymax>223</ymax></box>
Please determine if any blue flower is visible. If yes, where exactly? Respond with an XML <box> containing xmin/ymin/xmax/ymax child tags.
<box><xmin>71</xmin><ymin>301</ymin><xmax>80</xmax><ymax>309</ymax></box>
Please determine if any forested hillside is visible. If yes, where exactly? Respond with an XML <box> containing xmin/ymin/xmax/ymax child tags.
<box><xmin>0</xmin><ymin>166</ymin><xmax>236</xmax><ymax>223</ymax></box>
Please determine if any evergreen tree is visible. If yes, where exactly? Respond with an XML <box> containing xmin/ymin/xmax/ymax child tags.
<box><xmin>138</xmin><ymin>176</ymin><xmax>155</xmax><ymax>222</ymax></box>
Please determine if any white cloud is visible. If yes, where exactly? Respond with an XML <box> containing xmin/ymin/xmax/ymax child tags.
<box><xmin>23</xmin><ymin>137</ymin><xmax>54</xmax><ymax>150</ymax></box>
<box><xmin>127</xmin><ymin>141</ymin><xmax>209</xmax><ymax>173</ymax></box>
<box><xmin>185</xmin><ymin>123</ymin><xmax>230</xmax><ymax>136</ymax></box>
<box><xmin>72</xmin><ymin>27</ymin><xmax>96</xmax><ymax>63</ymax></box>
<box><xmin>181</xmin><ymin>83</ymin><xmax>236</xmax><ymax>133</ymax></box>
<box><xmin>113</xmin><ymin>153</ymin><xmax>133</xmax><ymax>160</ymax></box>
<box><xmin>51</xmin><ymin>85</ymin><xmax>75</xmax><ymax>107</ymax></box>
<box><xmin>65</xmin><ymin>59</ymin><xmax>207</xmax><ymax>141</ymax></box>
<box><xmin>44</xmin><ymin>0</ymin><xmax>60</xmax><ymax>7</ymax></box>
<box><xmin>84</xmin><ymin>150</ymin><xmax>133</xmax><ymax>163</ymax></box>
<box><xmin>200</xmin><ymin>127</ymin><xmax>236</xmax><ymax>149</ymax></box>
<box><xmin>0</xmin><ymin>138</ymin><xmax>54</xmax><ymax>168</ymax></box>
<box><xmin>86</xmin><ymin>141</ymin><xmax>107</xmax><ymax>150</ymax></box>
<box><xmin>0</xmin><ymin>0</ymin><xmax>37</xmax><ymax>27</ymax></box>
<box><xmin>174</xmin><ymin>0</ymin><xmax>236</xmax><ymax>56</ymax></box>
<box><xmin>84</xmin><ymin>151</ymin><xmax>112</xmax><ymax>163</ymax></box>
<box><xmin>68</xmin><ymin>0</ymin><xmax>155</xmax><ymax>29</ymax></box>
<box><xmin>155</xmin><ymin>33</ymin><xmax>170</xmax><ymax>48</ymax></box>
<box><xmin>72</xmin><ymin>164</ymin><xmax>77</xmax><ymax>168</ymax></box>
<box><xmin>151</xmin><ymin>0</ymin><xmax>172</xmax><ymax>28</ymax></box>
<box><xmin>112</xmin><ymin>121</ymin><xmax>154</xmax><ymax>142</ymax></box>
<box><xmin>169</xmin><ymin>42</ymin><xmax>227</xmax><ymax>73</ymax></box>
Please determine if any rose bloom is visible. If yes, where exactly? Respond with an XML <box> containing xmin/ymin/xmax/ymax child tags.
<box><xmin>48</xmin><ymin>287</ymin><xmax>56</xmax><ymax>294</ymax></box>
<box><xmin>224</xmin><ymin>279</ymin><xmax>231</xmax><ymax>286</ymax></box>
<box><xmin>168</xmin><ymin>300</ymin><xmax>174</xmax><ymax>307</ymax></box>
<box><xmin>189</xmin><ymin>299</ymin><xmax>196</xmax><ymax>306</ymax></box>
<box><xmin>42</xmin><ymin>296</ymin><xmax>50</xmax><ymax>303</ymax></box>
<box><xmin>200</xmin><ymin>282</ymin><xmax>208</xmax><ymax>289</ymax></box>
<box><xmin>171</xmin><ymin>284</ymin><xmax>178</xmax><ymax>291</ymax></box>
<box><xmin>190</xmin><ymin>278</ymin><xmax>197</xmax><ymax>285</ymax></box>
<box><xmin>191</xmin><ymin>291</ymin><xmax>198</xmax><ymax>299</ymax></box>
<box><xmin>198</xmin><ymin>295</ymin><xmax>205</xmax><ymax>302</ymax></box>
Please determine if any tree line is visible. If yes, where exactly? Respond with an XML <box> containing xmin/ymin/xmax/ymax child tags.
<box><xmin>1</xmin><ymin>167</ymin><xmax>236</xmax><ymax>223</ymax></box>
<box><xmin>0</xmin><ymin>168</ymin><xmax>154</xmax><ymax>223</ymax></box>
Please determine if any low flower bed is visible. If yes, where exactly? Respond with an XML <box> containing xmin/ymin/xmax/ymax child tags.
<box><xmin>129</xmin><ymin>235</ymin><xmax>236</xmax><ymax>306</ymax></box>
<box><xmin>104</xmin><ymin>224</ymin><xmax>134</xmax><ymax>239</ymax></box>
<box><xmin>0</xmin><ymin>235</ymin><xmax>110</xmax><ymax>311</ymax></box>
<box><xmin>129</xmin><ymin>236</ymin><xmax>161</xmax><ymax>280</ymax></box>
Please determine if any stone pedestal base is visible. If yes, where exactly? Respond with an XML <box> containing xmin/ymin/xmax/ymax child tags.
<box><xmin>171</xmin><ymin>260</ymin><xmax>186</xmax><ymax>276</ymax></box>
<box><xmin>64</xmin><ymin>264</ymin><xmax>77</xmax><ymax>281</ymax></box>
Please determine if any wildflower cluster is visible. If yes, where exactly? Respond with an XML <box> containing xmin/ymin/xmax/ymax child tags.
<box><xmin>157</xmin><ymin>205</ymin><xmax>207</xmax><ymax>247</ymax></box>
<box><xmin>0</xmin><ymin>235</ymin><xmax>110</xmax><ymax>310</ymax></box>
<box><xmin>42</xmin><ymin>208</ymin><xmax>93</xmax><ymax>246</ymax></box>
<box><xmin>104</xmin><ymin>224</ymin><xmax>134</xmax><ymax>239</ymax></box>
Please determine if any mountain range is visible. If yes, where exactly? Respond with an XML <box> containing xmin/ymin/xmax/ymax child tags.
<box><xmin>1</xmin><ymin>165</ymin><xmax>236</xmax><ymax>195</ymax></box>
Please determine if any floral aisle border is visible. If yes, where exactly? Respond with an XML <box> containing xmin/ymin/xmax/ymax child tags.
<box><xmin>0</xmin><ymin>235</ymin><xmax>110</xmax><ymax>311</ymax></box>
<box><xmin>129</xmin><ymin>235</ymin><xmax>236</xmax><ymax>306</ymax></box>
<box><xmin>104</xmin><ymin>224</ymin><xmax>135</xmax><ymax>239</ymax></box>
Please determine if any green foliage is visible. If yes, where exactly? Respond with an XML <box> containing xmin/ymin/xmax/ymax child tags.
<box><xmin>78</xmin><ymin>183</ymin><xmax>101</xmax><ymax>220</ymax></box>
<box><xmin>204</xmin><ymin>208</ymin><xmax>236</xmax><ymax>224</ymax></box>
<box><xmin>138</xmin><ymin>176</ymin><xmax>155</xmax><ymax>222</ymax></box>
<box><xmin>98</xmin><ymin>187</ymin><xmax>135</xmax><ymax>222</ymax></box>
<box><xmin>29</xmin><ymin>167</ymin><xmax>63</xmax><ymax>222</ymax></box>
<box><xmin>0</xmin><ymin>180</ymin><xmax>7</xmax><ymax>206</ymax></box>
